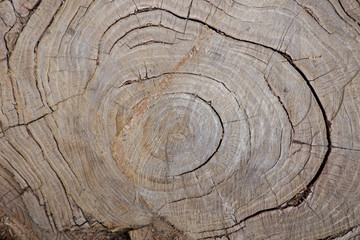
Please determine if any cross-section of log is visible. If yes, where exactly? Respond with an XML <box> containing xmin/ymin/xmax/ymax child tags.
<box><xmin>0</xmin><ymin>0</ymin><xmax>359</xmax><ymax>239</ymax></box>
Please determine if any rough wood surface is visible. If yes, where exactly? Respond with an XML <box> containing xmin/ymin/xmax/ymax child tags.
<box><xmin>0</xmin><ymin>0</ymin><xmax>359</xmax><ymax>239</ymax></box>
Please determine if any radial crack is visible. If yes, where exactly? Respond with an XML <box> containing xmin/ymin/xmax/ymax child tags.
<box><xmin>125</xmin><ymin>7</ymin><xmax>333</xmax><ymax>236</ymax></box>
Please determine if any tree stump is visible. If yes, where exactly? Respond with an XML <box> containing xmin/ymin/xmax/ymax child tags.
<box><xmin>0</xmin><ymin>0</ymin><xmax>360</xmax><ymax>239</ymax></box>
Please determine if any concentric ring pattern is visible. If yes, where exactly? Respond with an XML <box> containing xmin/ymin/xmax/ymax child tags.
<box><xmin>41</xmin><ymin>0</ymin><xmax>327</xmax><ymax>235</ymax></box>
<box><xmin>1</xmin><ymin>0</ymin><xmax>360</xmax><ymax>239</ymax></box>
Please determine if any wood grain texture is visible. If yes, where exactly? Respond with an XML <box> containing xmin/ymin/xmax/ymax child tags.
<box><xmin>0</xmin><ymin>0</ymin><xmax>359</xmax><ymax>239</ymax></box>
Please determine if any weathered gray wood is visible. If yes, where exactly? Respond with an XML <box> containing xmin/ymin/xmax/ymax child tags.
<box><xmin>0</xmin><ymin>0</ymin><xmax>360</xmax><ymax>239</ymax></box>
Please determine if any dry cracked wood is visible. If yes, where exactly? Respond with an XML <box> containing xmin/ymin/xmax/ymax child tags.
<box><xmin>0</xmin><ymin>0</ymin><xmax>360</xmax><ymax>239</ymax></box>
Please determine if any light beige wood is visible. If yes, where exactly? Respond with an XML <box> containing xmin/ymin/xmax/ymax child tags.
<box><xmin>0</xmin><ymin>0</ymin><xmax>359</xmax><ymax>239</ymax></box>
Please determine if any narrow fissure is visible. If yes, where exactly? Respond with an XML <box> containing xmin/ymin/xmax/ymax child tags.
<box><xmin>128</xmin><ymin>7</ymin><xmax>334</xmax><ymax>238</ymax></box>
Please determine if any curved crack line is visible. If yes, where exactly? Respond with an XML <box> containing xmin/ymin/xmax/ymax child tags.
<box><xmin>180</xmin><ymin>10</ymin><xmax>332</xmax><ymax>205</ymax></box>
<box><xmin>2</xmin><ymin>90</ymin><xmax>86</xmax><ymax>134</ymax></box>
<box><xmin>0</xmin><ymin>144</ymin><xmax>33</xmax><ymax>192</ymax></box>
<box><xmin>341</xmin><ymin>0</ymin><xmax>360</xmax><ymax>26</ymax></box>
<box><xmin>118</xmin><ymin>7</ymin><xmax>332</xmax><ymax>238</ymax></box>
<box><xmin>127</xmin><ymin>40</ymin><xmax>176</xmax><ymax>49</ymax></box>
<box><xmin>108</xmin><ymin>26</ymin><xmax>330</xmax><ymax>233</ymax></box>
<box><xmin>1</xmin><ymin>136</ymin><xmax>43</xmax><ymax>189</ymax></box>
<box><xmin>25</xmin><ymin>125</ymin><xmax>73</xmax><ymax>218</ymax></box>
<box><xmin>115</xmin><ymin>90</ymin><xmax>223</xmax><ymax>179</ymax></box>
<box><xmin>319</xmin><ymin>225</ymin><xmax>360</xmax><ymax>240</ymax></box>
<box><xmin>175</xmin><ymin>92</ymin><xmax>224</xmax><ymax>176</ymax></box>
<box><xmin>33</xmin><ymin>0</ymin><xmax>65</xmax><ymax>111</ymax></box>
<box><xmin>5</xmin><ymin>0</ymin><xmax>65</xmax><ymax>128</ymax></box>
<box><xmin>107</xmin><ymin>23</ymin><xmax>184</xmax><ymax>54</ymax></box>
<box><xmin>113</xmin><ymin>82</ymin><xmax>226</xmax><ymax>178</ymax></box>
<box><xmin>42</xmin><ymin>118</ymin><xmax>79</xmax><ymax>185</ymax></box>
<box><xmin>19</xmin><ymin>5</ymin><xmax>333</xmax><ymax>237</ymax></box>
<box><xmin>101</xmin><ymin>8</ymin><xmax>332</xmax><ymax>179</ymax></box>
<box><xmin>196</xmin><ymin>59</ymin><xmax>331</xmax><ymax>237</ymax></box>
<box><xmin>327</xmin><ymin>0</ymin><xmax>360</xmax><ymax>35</ymax></box>
<box><xmin>293</xmin><ymin>0</ymin><xmax>333</xmax><ymax>34</ymax></box>
<box><xmin>113</xmin><ymin>70</ymin><xmax>254</xmax><ymax>170</ymax></box>
<box><xmin>32</xmin><ymin>7</ymin><xmax>332</xmax><ymax>238</ymax></box>
<box><xmin>279</xmin><ymin>53</ymin><xmax>332</xmax><ymax>190</ymax></box>
<box><xmin>155</xmin><ymin>169</ymin><xmax>237</xmax><ymax>215</ymax></box>
<box><xmin>112</xmin><ymin>70</ymin><xmax>252</xmax><ymax>180</ymax></box>
<box><xmin>263</xmin><ymin>75</ymin><xmax>295</xmax><ymax>133</ymax></box>
<box><xmin>2</xmin><ymin>3</ymin><xmax>338</xmax><ymax>239</ymax></box>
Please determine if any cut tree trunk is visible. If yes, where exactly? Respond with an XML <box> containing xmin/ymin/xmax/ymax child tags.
<box><xmin>0</xmin><ymin>0</ymin><xmax>360</xmax><ymax>239</ymax></box>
